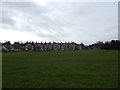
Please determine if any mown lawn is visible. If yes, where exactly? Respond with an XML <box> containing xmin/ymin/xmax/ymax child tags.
<box><xmin>2</xmin><ymin>50</ymin><xmax>118</xmax><ymax>88</ymax></box>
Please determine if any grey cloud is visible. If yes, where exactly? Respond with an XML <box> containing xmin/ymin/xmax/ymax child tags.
<box><xmin>2</xmin><ymin>2</ymin><xmax>51</xmax><ymax>30</ymax></box>
<box><xmin>1</xmin><ymin>2</ymin><xmax>118</xmax><ymax>44</ymax></box>
<box><xmin>2</xmin><ymin>15</ymin><xmax>15</xmax><ymax>25</ymax></box>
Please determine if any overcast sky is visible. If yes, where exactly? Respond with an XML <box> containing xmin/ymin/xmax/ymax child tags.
<box><xmin>0</xmin><ymin>1</ymin><xmax>118</xmax><ymax>45</ymax></box>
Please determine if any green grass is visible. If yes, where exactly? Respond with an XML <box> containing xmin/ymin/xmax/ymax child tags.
<box><xmin>2</xmin><ymin>50</ymin><xmax>118</xmax><ymax>88</ymax></box>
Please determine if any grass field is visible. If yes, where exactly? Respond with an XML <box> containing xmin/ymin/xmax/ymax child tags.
<box><xmin>2</xmin><ymin>50</ymin><xmax>118</xmax><ymax>88</ymax></box>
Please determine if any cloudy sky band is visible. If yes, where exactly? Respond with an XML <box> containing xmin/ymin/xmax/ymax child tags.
<box><xmin>0</xmin><ymin>1</ymin><xmax>118</xmax><ymax>45</ymax></box>
<box><xmin>1</xmin><ymin>0</ymin><xmax>119</xmax><ymax>2</ymax></box>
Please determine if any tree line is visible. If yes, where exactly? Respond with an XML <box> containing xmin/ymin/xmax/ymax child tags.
<box><xmin>87</xmin><ymin>40</ymin><xmax>120</xmax><ymax>50</ymax></box>
<box><xmin>1</xmin><ymin>40</ymin><xmax>120</xmax><ymax>51</ymax></box>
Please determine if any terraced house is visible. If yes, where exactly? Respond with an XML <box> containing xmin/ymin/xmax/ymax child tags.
<box><xmin>2</xmin><ymin>41</ymin><xmax>85</xmax><ymax>52</ymax></box>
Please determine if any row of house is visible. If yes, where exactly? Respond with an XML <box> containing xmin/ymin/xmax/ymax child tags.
<box><xmin>2</xmin><ymin>41</ymin><xmax>85</xmax><ymax>52</ymax></box>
